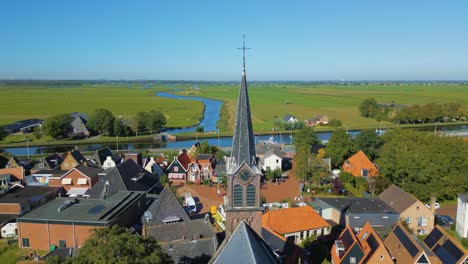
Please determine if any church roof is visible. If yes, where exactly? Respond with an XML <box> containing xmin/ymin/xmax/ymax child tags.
<box><xmin>210</xmin><ymin>221</ymin><xmax>279</xmax><ymax>264</ymax></box>
<box><xmin>231</xmin><ymin>53</ymin><xmax>256</xmax><ymax>168</ymax></box>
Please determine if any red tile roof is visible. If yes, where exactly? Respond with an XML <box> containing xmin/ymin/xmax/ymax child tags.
<box><xmin>262</xmin><ymin>206</ymin><xmax>330</xmax><ymax>235</ymax></box>
<box><xmin>342</xmin><ymin>150</ymin><xmax>378</xmax><ymax>177</ymax></box>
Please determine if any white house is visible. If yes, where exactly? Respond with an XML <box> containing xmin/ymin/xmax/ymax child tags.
<box><xmin>143</xmin><ymin>157</ymin><xmax>164</xmax><ymax>178</ymax></box>
<box><xmin>262</xmin><ymin>149</ymin><xmax>283</xmax><ymax>172</ymax></box>
<box><xmin>102</xmin><ymin>156</ymin><xmax>117</xmax><ymax>170</ymax></box>
<box><xmin>456</xmin><ymin>193</ymin><xmax>468</xmax><ymax>238</ymax></box>
<box><xmin>1</xmin><ymin>222</ymin><xmax>17</xmax><ymax>238</ymax></box>
<box><xmin>283</xmin><ymin>114</ymin><xmax>298</xmax><ymax>124</ymax></box>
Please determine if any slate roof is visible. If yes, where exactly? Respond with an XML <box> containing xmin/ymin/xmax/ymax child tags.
<box><xmin>85</xmin><ymin>159</ymin><xmax>161</xmax><ymax>198</ymax></box>
<box><xmin>210</xmin><ymin>221</ymin><xmax>279</xmax><ymax>264</ymax></box>
<box><xmin>73</xmin><ymin>164</ymin><xmax>103</xmax><ymax>180</ymax></box>
<box><xmin>231</xmin><ymin>62</ymin><xmax>257</xmax><ymax>168</ymax></box>
<box><xmin>145</xmin><ymin>219</ymin><xmax>217</xmax><ymax>263</ymax></box>
<box><xmin>142</xmin><ymin>187</ymin><xmax>190</xmax><ymax>226</ymax></box>
<box><xmin>378</xmin><ymin>184</ymin><xmax>418</xmax><ymax>213</ymax></box>
<box><xmin>70</xmin><ymin>116</ymin><xmax>89</xmax><ymax>135</ymax></box>
<box><xmin>264</xmin><ymin>148</ymin><xmax>284</xmax><ymax>159</ymax></box>
<box><xmin>69</xmin><ymin>112</ymin><xmax>88</xmax><ymax>122</ymax></box>
<box><xmin>262</xmin><ymin>206</ymin><xmax>330</xmax><ymax>235</ymax></box>
<box><xmin>18</xmin><ymin>191</ymin><xmax>144</xmax><ymax>224</ymax></box>
<box><xmin>458</xmin><ymin>193</ymin><xmax>468</xmax><ymax>203</ymax></box>
<box><xmin>256</xmin><ymin>143</ymin><xmax>282</xmax><ymax>156</ymax></box>
<box><xmin>317</xmin><ymin>197</ymin><xmax>397</xmax><ymax>214</ymax></box>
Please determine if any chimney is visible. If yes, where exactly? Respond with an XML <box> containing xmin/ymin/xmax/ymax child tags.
<box><xmin>430</xmin><ymin>196</ymin><xmax>436</xmax><ymax>213</ymax></box>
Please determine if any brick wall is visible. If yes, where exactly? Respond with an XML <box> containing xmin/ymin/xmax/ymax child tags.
<box><xmin>0</xmin><ymin>203</ymin><xmax>21</xmax><ymax>214</ymax></box>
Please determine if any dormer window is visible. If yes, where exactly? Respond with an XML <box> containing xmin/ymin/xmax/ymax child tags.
<box><xmin>39</xmin><ymin>163</ymin><xmax>45</xmax><ymax>168</ymax></box>
<box><xmin>361</xmin><ymin>168</ymin><xmax>369</xmax><ymax>177</ymax></box>
<box><xmin>174</xmin><ymin>166</ymin><xmax>179</xmax><ymax>172</ymax></box>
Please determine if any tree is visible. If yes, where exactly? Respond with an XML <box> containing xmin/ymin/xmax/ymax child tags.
<box><xmin>326</xmin><ymin>129</ymin><xmax>353</xmax><ymax>168</ymax></box>
<box><xmin>160</xmin><ymin>173</ymin><xmax>170</xmax><ymax>186</ymax></box>
<box><xmin>43</xmin><ymin>114</ymin><xmax>72</xmax><ymax>139</ymax></box>
<box><xmin>147</xmin><ymin>110</ymin><xmax>167</xmax><ymax>134</ymax></box>
<box><xmin>114</xmin><ymin>118</ymin><xmax>131</xmax><ymax>137</ymax></box>
<box><xmin>265</xmin><ymin>167</ymin><xmax>274</xmax><ymax>181</ymax></box>
<box><xmin>135</xmin><ymin>111</ymin><xmax>149</xmax><ymax>134</ymax></box>
<box><xmin>377</xmin><ymin>129</ymin><xmax>468</xmax><ymax>201</ymax></box>
<box><xmin>195</xmin><ymin>126</ymin><xmax>204</xmax><ymax>132</ymax></box>
<box><xmin>0</xmin><ymin>126</ymin><xmax>7</xmax><ymax>141</ymax></box>
<box><xmin>353</xmin><ymin>129</ymin><xmax>383</xmax><ymax>160</ymax></box>
<box><xmin>359</xmin><ymin>98</ymin><xmax>379</xmax><ymax>118</ymax></box>
<box><xmin>328</xmin><ymin>118</ymin><xmax>342</xmax><ymax>127</ymax></box>
<box><xmin>294</xmin><ymin>147</ymin><xmax>328</xmax><ymax>184</ymax></box>
<box><xmin>72</xmin><ymin>225</ymin><xmax>173</xmax><ymax>264</ymax></box>
<box><xmin>32</xmin><ymin>126</ymin><xmax>42</xmax><ymax>139</ymax></box>
<box><xmin>87</xmin><ymin>109</ymin><xmax>115</xmax><ymax>136</ymax></box>
<box><xmin>294</xmin><ymin>126</ymin><xmax>320</xmax><ymax>150</ymax></box>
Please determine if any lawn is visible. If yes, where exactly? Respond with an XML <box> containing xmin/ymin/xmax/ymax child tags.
<box><xmin>0</xmin><ymin>238</ymin><xmax>48</xmax><ymax>264</ymax></box>
<box><xmin>1</xmin><ymin>82</ymin><xmax>467</xmax><ymax>134</ymax></box>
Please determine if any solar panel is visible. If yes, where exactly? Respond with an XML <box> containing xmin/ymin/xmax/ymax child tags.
<box><xmin>424</xmin><ymin>227</ymin><xmax>443</xmax><ymax>248</ymax></box>
<box><xmin>88</xmin><ymin>205</ymin><xmax>106</xmax><ymax>214</ymax></box>
<box><xmin>442</xmin><ymin>240</ymin><xmax>464</xmax><ymax>262</ymax></box>
<box><xmin>433</xmin><ymin>245</ymin><xmax>457</xmax><ymax>264</ymax></box>
<box><xmin>394</xmin><ymin>226</ymin><xmax>419</xmax><ymax>257</ymax></box>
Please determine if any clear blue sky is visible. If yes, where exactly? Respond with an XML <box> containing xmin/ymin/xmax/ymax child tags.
<box><xmin>1</xmin><ymin>0</ymin><xmax>467</xmax><ymax>80</ymax></box>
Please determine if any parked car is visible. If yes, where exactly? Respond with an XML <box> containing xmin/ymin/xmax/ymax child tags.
<box><xmin>435</xmin><ymin>214</ymin><xmax>453</xmax><ymax>226</ymax></box>
<box><xmin>184</xmin><ymin>192</ymin><xmax>197</xmax><ymax>214</ymax></box>
<box><xmin>425</xmin><ymin>202</ymin><xmax>440</xmax><ymax>210</ymax></box>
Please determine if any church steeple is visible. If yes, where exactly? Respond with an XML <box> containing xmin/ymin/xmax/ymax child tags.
<box><xmin>231</xmin><ymin>35</ymin><xmax>256</xmax><ymax>167</ymax></box>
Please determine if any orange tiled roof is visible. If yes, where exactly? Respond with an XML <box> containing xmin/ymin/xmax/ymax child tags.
<box><xmin>342</xmin><ymin>150</ymin><xmax>378</xmax><ymax>177</ymax></box>
<box><xmin>0</xmin><ymin>167</ymin><xmax>24</xmax><ymax>181</ymax></box>
<box><xmin>262</xmin><ymin>206</ymin><xmax>330</xmax><ymax>235</ymax></box>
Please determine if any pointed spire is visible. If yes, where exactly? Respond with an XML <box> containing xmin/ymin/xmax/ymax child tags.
<box><xmin>232</xmin><ymin>36</ymin><xmax>256</xmax><ymax>167</ymax></box>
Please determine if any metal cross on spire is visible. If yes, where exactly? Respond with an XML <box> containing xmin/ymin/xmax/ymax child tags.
<box><xmin>237</xmin><ymin>34</ymin><xmax>251</xmax><ymax>71</ymax></box>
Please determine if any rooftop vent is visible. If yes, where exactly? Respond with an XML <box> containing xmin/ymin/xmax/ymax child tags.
<box><xmin>144</xmin><ymin>211</ymin><xmax>153</xmax><ymax>223</ymax></box>
<box><xmin>131</xmin><ymin>172</ymin><xmax>145</xmax><ymax>182</ymax></box>
<box><xmin>57</xmin><ymin>199</ymin><xmax>77</xmax><ymax>212</ymax></box>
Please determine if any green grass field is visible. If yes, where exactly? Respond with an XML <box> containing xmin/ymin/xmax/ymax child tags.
<box><xmin>1</xmin><ymin>83</ymin><xmax>467</xmax><ymax>134</ymax></box>
<box><xmin>180</xmin><ymin>83</ymin><xmax>468</xmax><ymax>131</ymax></box>
<box><xmin>0</xmin><ymin>84</ymin><xmax>203</xmax><ymax>128</ymax></box>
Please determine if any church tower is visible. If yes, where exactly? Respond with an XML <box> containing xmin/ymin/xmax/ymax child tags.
<box><xmin>225</xmin><ymin>36</ymin><xmax>263</xmax><ymax>238</ymax></box>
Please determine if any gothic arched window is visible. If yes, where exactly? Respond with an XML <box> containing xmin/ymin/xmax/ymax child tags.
<box><xmin>246</xmin><ymin>184</ymin><xmax>256</xmax><ymax>207</ymax></box>
<box><xmin>233</xmin><ymin>185</ymin><xmax>243</xmax><ymax>207</ymax></box>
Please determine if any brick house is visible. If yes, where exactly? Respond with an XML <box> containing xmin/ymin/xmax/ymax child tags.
<box><xmin>60</xmin><ymin>150</ymin><xmax>86</xmax><ymax>171</ymax></box>
<box><xmin>379</xmin><ymin>184</ymin><xmax>435</xmax><ymax>235</ymax></box>
<box><xmin>17</xmin><ymin>191</ymin><xmax>145</xmax><ymax>249</ymax></box>
<box><xmin>57</xmin><ymin>165</ymin><xmax>103</xmax><ymax>197</ymax></box>
<box><xmin>262</xmin><ymin>206</ymin><xmax>330</xmax><ymax>244</ymax></box>
<box><xmin>331</xmin><ymin>223</ymin><xmax>393</xmax><ymax>264</ymax></box>
<box><xmin>0</xmin><ymin>167</ymin><xmax>24</xmax><ymax>182</ymax></box>
<box><xmin>196</xmin><ymin>154</ymin><xmax>215</xmax><ymax>182</ymax></box>
<box><xmin>342</xmin><ymin>150</ymin><xmax>378</xmax><ymax>177</ymax></box>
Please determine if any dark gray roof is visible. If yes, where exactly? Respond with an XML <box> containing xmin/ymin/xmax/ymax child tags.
<box><xmin>0</xmin><ymin>186</ymin><xmax>59</xmax><ymax>204</ymax></box>
<box><xmin>256</xmin><ymin>143</ymin><xmax>282</xmax><ymax>156</ymax></box>
<box><xmin>146</xmin><ymin>219</ymin><xmax>216</xmax><ymax>263</ymax></box>
<box><xmin>0</xmin><ymin>214</ymin><xmax>18</xmax><ymax>226</ymax></box>
<box><xmin>283</xmin><ymin>114</ymin><xmax>294</xmax><ymax>121</ymax></box>
<box><xmin>45</xmin><ymin>153</ymin><xmax>64</xmax><ymax>169</ymax></box>
<box><xmin>69</xmin><ymin>112</ymin><xmax>88</xmax><ymax>121</ymax></box>
<box><xmin>458</xmin><ymin>193</ymin><xmax>468</xmax><ymax>203</ymax></box>
<box><xmin>318</xmin><ymin>197</ymin><xmax>397</xmax><ymax>214</ymax></box>
<box><xmin>18</xmin><ymin>191</ymin><xmax>143</xmax><ymax>223</ymax></box>
<box><xmin>86</xmin><ymin>159</ymin><xmax>161</xmax><ymax>198</ymax></box>
<box><xmin>142</xmin><ymin>187</ymin><xmax>190</xmax><ymax>226</ymax></box>
<box><xmin>75</xmin><ymin>164</ymin><xmax>103</xmax><ymax>180</ymax></box>
<box><xmin>2</xmin><ymin>119</ymin><xmax>44</xmax><ymax>133</ymax></box>
<box><xmin>214</xmin><ymin>159</ymin><xmax>226</xmax><ymax>176</ymax></box>
<box><xmin>264</xmin><ymin>148</ymin><xmax>284</xmax><ymax>159</ymax></box>
<box><xmin>93</xmin><ymin>147</ymin><xmax>114</xmax><ymax>166</ymax></box>
<box><xmin>231</xmin><ymin>64</ymin><xmax>256</xmax><ymax>167</ymax></box>
<box><xmin>70</xmin><ymin>149</ymin><xmax>86</xmax><ymax>164</ymax></box>
<box><xmin>210</xmin><ymin>221</ymin><xmax>279</xmax><ymax>264</ymax></box>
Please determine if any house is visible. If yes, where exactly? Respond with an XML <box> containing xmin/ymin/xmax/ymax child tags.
<box><xmin>209</xmin><ymin>221</ymin><xmax>279</xmax><ymax>264</ymax></box>
<box><xmin>311</xmin><ymin>197</ymin><xmax>399</xmax><ymax>234</ymax></box>
<box><xmin>197</xmin><ymin>154</ymin><xmax>216</xmax><ymax>182</ymax></box>
<box><xmin>25</xmin><ymin>168</ymin><xmax>67</xmax><ymax>187</ymax></box>
<box><xmin>85</xmin><ymin>159</ymin><xmax>162</xmax><ymax>199</ymax></box>
<box><xmin>2</xmin><ymin>119</ymin><xmax>44</xmax><ymax>134</ymax></box>
<box><xmin>379</xmin><ymin>184</ymin><xmax>435</xmax><ymax>235</ymax></box>
<box><xmin>68</xmin><ymin>112</ymin><xmax>89</xmax><ymax>138</ymax></box>
<box><xmin>142</xmin><ymin>157</ymin><xmax>164</xmax><ymax>178</ymax></box>
<box><xmin>314</xmin><ymin>114</ymin><xmax>329</xmax><ymax>125</ymax></box>
<box><xmin>261</xmin><ymin>226</ymin><xmax>312</xmax><ymax>264</ymax></box>
<box><xmin>423</xmin><ymin>225</ymin><xmax>468</xmax><ymax>264</ymax></box>
<box><xmin>262</xmin><ymin>206</ymin><xmax>331</xmax><ymax>244</ymax></box>
<box><xmin>283</xmin><ymin>115</ymin><xmax>298</xmax><ymax>124</ymax></box>
<box><xmin>342</xmin><ymin>150</ymin><xmax>378</xmax><ymax>177</ymax></box>
<box><xmin>384</xmin><ymin>223</ymin><xmax>442</xmax><ymax>264</ymax></box>
<box><xmin>143</xmin><ymin>188</ymin><xmax>217</xmax><ymax>263</ymax></box>
<box><xmin>166</xmin><ymin>150</ymin><xmax>191</xmax><ymax>184</ymax></box>
<box><xmin>60</xmin><ymin>150</ymin><xmax>86</xmax><ymax>171</ymax></box>
<box><xmin>92</xmin><ymin>147</ymin><xmax>123</xmax><ymax>169</ymax></box>
<box><xmin>31</xmin><ymin>153</ymin><xmax>64</xmax><ymax>172</ymax></box>
<box><xmin>17</xmin><ymin>191</ymin><xmax>145</xmax><ymax>249</ymax></box>
<box><xmin>5</xmin><ymin>156</ymin><xmax>23</xmax><ymax>169</ymax></box>
<box><xmin>57</xmin><ymin>164</ymin><xmax>103</xmax><ymax>197</ymax></box>
<box><xmin>261</xmin><ymin>148</ymin><xmax>283</xmax><ymax>172</ymax></box>
<box><xmin>186</xmin><ymin>162</ymin><xmax>202</xmax><ymax>184</ymax></box>
<box><xmin>0</xmin><ymin>167</ymin><xmax>24</xmax><ymax>182</ymax></box>
<box><xmin>456</xmin><ymin>193</ymin><xmax>468</xmax><ymax>239</ymax></box>
<box><xmin>331</xmin><ymin>223</ymin><xmax>393</xmax><ymax>264</ymax></box>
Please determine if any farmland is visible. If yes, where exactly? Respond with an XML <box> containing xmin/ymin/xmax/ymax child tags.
<box><xmin>0</xmin><ymin>82</ymin><xmax>467</xmax><ymax>134</ymax></box>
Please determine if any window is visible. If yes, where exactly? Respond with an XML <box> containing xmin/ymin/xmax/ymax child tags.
<box><xmin>61</xmin><ymin>178</ymin><xmax>72</xmax><ymax>185</ymax></box>
<box><xmin>418</xmin><ymin>217</ymin><xmax>427</xmax><ymax>227</ymax></box>
<box><xmin>362</xmin><ymin>232</ymin><xmax>368</xmax><ymax>240</ymax></box>
<box><xmin>361</xmin><ymin>168</ymin><xmax>369</xmax><ymax>177</ymax></box>
<box><xmin>405</xmin><ymin>217</ymin><xmax>412</xmax><ymax>224</ymax></box>
<box><xmin>174</xmin><ymin>166</ymin><xmax>179</xmax><ymax>172</ymax></box>
<box><xmin>77</xmin><ymin>178</ymin><xmax>87</xmax><ymax>185</ymax></box>
<box><xmin>39</xmin><ymin>163</ymin><xmax>44</xmax><ymax>168</ymax></box>
<box><xmin>246</xmin><ymin>184</ymin><xmax>256</xmax><ymax>207</ymax></box>
<box><xmin>233</xmin><ymin>185</ymin><xmax>243</xmax><ymax>207</ymax></box>
<box><xmin>350</xmin><ymin>257</ymin><xmax>356</xmax><ymax>264</ymax></box>
<box><xmin>276</xmin><ymin>159</ymin><xmax>279</xmax><ymax>163</ymax></box>
<box><xmin>22</xmin><ymin>238</ymin><xmax>30</xmax><ymax>248</ymax></box>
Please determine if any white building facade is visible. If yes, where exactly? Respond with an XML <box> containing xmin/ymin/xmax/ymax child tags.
<box><xmin>456</xmin><ymin>194</ymin><xmax>468</xmax><ymax>238</ymax></box>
